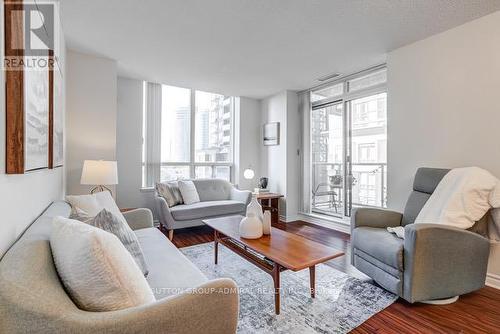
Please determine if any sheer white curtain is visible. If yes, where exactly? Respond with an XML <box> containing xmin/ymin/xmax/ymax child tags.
<box><xmin>144</xmin><ymin>82</ymin><xmax>162</xmax><ymax>187</ymax></box>
<box><xmin>298</xmin><ymin>91</ymin><xmax>311</xmax><ymax>213</ymax></box>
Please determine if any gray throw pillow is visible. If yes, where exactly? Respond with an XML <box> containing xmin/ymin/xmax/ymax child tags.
<box><xmin>156</xmin><ymin>182</ymin><xmax>183</xmax><ymax>207</ymax></box>
<box><xmin>71</xmin><ymin>209</ymin><xmax>149</xmax><ymax>276</ymax></box>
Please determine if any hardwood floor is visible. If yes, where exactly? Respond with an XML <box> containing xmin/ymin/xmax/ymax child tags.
<box><xmin>163</xmin><ymin>221</ymin><xmax>500</xmax><ymax>334</ymax></box>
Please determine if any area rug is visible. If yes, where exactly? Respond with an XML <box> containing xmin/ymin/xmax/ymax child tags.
<box><xmin>181</xmin><ymin>242</ymin><xmax>397</xmax><ymax>334</ymax></box>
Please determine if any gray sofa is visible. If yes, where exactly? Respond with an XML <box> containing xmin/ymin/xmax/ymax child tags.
<box><xmin>351</xmin><ymin>167</ymin><xmax>490</xmax><ymax>303</ymax></box>
<box><xmin>156</xmin><ymin>179</ymin><xmax>251</xmax><ymax>240</ymax></box>
<box><xmin>0</xmin><ymin>201</ymin><xmax>239</xmax><ymax>333</ymax></box>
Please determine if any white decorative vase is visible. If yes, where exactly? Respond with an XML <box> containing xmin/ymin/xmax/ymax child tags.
<box><xmin>247</xmin><ymin>196</ymin><xmax>264</xmax><ymax>222</ymax></box>
<box><xmin>262</xmin><ymin>211</ymin><xmax>271</xmax><ymax>235</ymax></box>
<box><xmin>239</xmin><ymin>213</ymin><xmax>263</xmax><ymax>239</ymax></box>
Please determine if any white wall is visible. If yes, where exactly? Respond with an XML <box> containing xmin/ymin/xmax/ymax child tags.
<box><xmin>235</xmin><ymin>97</ymin><xmax>261</xmax><ymax>191</ymax></box>
<box><xmin>261</xmin><ymin>92</ymin><xmax>288</xmax><ymax>216</ymax></box>
<box><xmin>387</xmin><ymin>11</ymin><xmax>500</xmax><ymax>279</ymax></box>
<box><xmin>115</xmin><ymin>77</ymin><xmax>156</xmax><ymax>213</ymax></box>
<box><xmin>0</xmin><ymin>6</ymin><xmax>66</xmax><ymax>258</ymax></box>
<box><xmin>66</xmin><ymin>51</ymin><xmax>117</xmax><ymax>195</ymax></box>
<box><xmin>260</xmin><ymin>90</ymin><xmax>300</xmax><ymax>220</ymax></box>
<box><xmin>285</xmin><ymin>91</ymin><xmax>300</xmax><ymax>220</ymax></box>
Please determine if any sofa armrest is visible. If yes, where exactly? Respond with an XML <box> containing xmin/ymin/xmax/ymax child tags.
<box><xmin>230</xmin><ymin>188</ymin><xmax>251</xmax><ymax>206</ymax></box>
<box><xmin>351</xmin><ymin>207</ymin><xmax>402</xmax><ymax>231</ymax></box>
<box><xmin>403</xmin><ymin>224</ymin><xmax>490</xmax><ymax>302</ymax></box>
<box><xmin>155</xmin><ymin>195</ymin><xmax>176</xmax><ymax>230</ymax></box>
<box><xmin>123</xmin><ymin>208</ymin><xmax>154</xmax><ymax>231</ymax></box>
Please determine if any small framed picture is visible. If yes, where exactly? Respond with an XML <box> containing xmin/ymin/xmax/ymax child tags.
<box><xmin>263</xmin><ymin>122</ymin><xmax>280</xmax><ymax>146</ymax></box>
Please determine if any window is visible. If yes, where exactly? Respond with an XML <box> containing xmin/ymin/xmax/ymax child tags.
<box><xmin>195</xmin><ymin>91</ymin><xmax>232</xmax><ymax>163</ymax></box>
<box><xmin>142</xmin><ymin>83</ymin><xmax>234</xmax><ymax>187</ymax></box>
<box><xmin>309</xmin><ymin>67</ymin><xmax>387</xmax><ymax>219</ymax></box>
<box><xmin>161</xmin><ymin>86</ymin><xmax>191</xmax><ymax>163</ymax></box>
<box><xmin>311</xmin><ymin>83</ymin><xmax>343</xmax><ymax>102</ymax></box>
<box><xmin>358</xmin><ymin>143</ymin><xmax>376</xmax><ymax>163</ymax></box>
<box><xmin>348</xmin><ymin>69</ymin><xmax>387</xmax><ymax>92</ymax></box>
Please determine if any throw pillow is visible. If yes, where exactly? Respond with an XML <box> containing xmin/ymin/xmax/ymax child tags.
<box><xmin>71</xmin><ymin>209</ymin><xmax>149</xmax><ymax>276</ymax></box>
<box><xmin>66</xmin><ymin>191</ymin><xmax>128</xmax><ymax>226</ymax></box>
<box><xmin>156</xmin><ymin>182</ymin><xmax>183</xmax><ymax>207</ymax></box>
<box><xmin>178</xmin><ymin>180</ymin><xmax>200</xmax><ymax>205</ymax></box>
<box><xmin>50</xmin><ymin>217</ymin><xmax>155</xmax><ymax>312</ymax></box>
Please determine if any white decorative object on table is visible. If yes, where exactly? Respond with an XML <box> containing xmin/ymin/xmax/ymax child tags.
<box><xmin>239</xmin><ymin>213</ymin><xmax>263</xmax><ymax>239</ymax></box>
<box><xmin>247</xmin><ymin>195</ymin><xmax>264</xmax><ymax>223</ymax></box>
<box><xmin>262</xmin><ymin>211</ymin><xmax>271</xmax><ymax>235</ymax></box>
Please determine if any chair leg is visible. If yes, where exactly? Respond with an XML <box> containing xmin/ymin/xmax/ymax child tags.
<box><xmin>168</xmin><ymin>229</ymin><xmax>174</xmax><ymax>241</ymax></box>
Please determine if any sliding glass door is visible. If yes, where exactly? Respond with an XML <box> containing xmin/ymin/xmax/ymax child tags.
<box><xmin>311</xmin><ymin>102</ymin><xmax>345</xmax><ymax>217</ymax></box>
<box><xmin>309</xmin><ymin>67</ymin><xmax>387</xmax><ymax>220</ymax></box>
<box><xmin>349</xmin><ymin>93</ymin><xmax>387</xmax><ymax>215</ymax></box>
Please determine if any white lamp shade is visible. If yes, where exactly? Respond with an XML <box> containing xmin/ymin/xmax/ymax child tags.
<box><xmin>80</xmin><ymin>160</ymin><xmax>118</xmax><ymax>185</ymax></box>
<box><xmin>243</xmin><ymin>169</ymin><xmax>255</xmax><ymax>180</ymax></box>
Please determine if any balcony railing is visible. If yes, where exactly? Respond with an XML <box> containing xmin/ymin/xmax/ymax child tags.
<box><xmin>312</xmin><ymin>162</ymin><xmax>387</xmax><ymax>215</ymax></box>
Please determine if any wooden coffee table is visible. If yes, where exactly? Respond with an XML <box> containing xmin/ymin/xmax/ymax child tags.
<box><xmin>203</xmin><ymin>215</ymin><xmax>344</xmax><ymax>314</ymax></box>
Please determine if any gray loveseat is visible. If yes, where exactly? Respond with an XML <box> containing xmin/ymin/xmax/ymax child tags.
<box><xmin>351</xmin><ymin>167</ymin><xmax>490</xmax><ymax>303</ymax></box>
<box><xmin>156</xmin><ymin>179</ymin><xmax>251</xmax><ymax>240</ymax></box>
<box><xmin>0</xmin><ymin>201</ymin><xmax>239</xmax><ymax>333</ymax></box>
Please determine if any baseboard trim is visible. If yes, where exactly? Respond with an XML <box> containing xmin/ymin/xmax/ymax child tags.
<box><xmin>486</xmin><ymin>273</ymin><xmax>500</xmax><ymax>289</ymax></box>
<box><xmin>297</xmin><ymin>212</ymin><xmax>351</xmax><ymax>234</ymax></box>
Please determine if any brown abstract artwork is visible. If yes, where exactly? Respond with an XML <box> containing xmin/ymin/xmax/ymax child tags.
<box><xmin>4</xmin><ymin>0</ymin><xmax>63</xmax><ymax>173</ymax></box>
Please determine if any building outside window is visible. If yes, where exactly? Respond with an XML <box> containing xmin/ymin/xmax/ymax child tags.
<box><xmin>142</xmin><ymin>83</ymin><xmax>234</xmax><ymax>187</ymax></box>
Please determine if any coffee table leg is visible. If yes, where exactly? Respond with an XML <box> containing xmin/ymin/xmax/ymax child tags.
<box><xmin>309</xmin><ymin>266</ymin><xmax>315</xmax><ymax>298</ymax></box>
<box><xmin>214</xmin><ymin>230</ymin><xmax>218</xmax><ymax>265</ymax></box>
<box><xmin>272</xmin><ymin>264</ymin><xmax>281</xmax><ymax>315</ymax></box>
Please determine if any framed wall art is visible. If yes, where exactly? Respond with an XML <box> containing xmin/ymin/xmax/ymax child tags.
<box><xmin>5</xmin><ymin>0</ymin><xmax>62</xmax><ymax>173</ymax></box>
<box><xmin>263</xmin><ymin>122</ymin><xmax>280</xmax><ymax>146</ymax></box>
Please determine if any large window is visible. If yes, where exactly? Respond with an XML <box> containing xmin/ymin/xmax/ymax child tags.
<box><xmin>309</xmin><ymin>67</ymin><xmax>387</xmax><ymax>219</ymax></box>
<box><xmin>143</xmin><ymin>83</ymin><xmax>234</xmax><ymax>187</ymax></box>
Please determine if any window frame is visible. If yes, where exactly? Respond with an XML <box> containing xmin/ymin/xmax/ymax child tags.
<box><xmin>308</xmin><ymin>65</ymin><xmax>388</xmax><ymax>218</ymax></box>
<box><xmin>143</xmin><ymin>85</ymin><xmax>235</xmax><ymax>187</ymax></box>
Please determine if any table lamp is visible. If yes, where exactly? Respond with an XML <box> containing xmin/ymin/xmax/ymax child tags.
<box><xmin>80</xmin><ymin>160</ymin><xmax>118</xmax><ymax>195</ymax></box>
<box><xmin>243</xmin><ymin>168</ymin><xmax>255</xmax><ymax>180</ymax></box>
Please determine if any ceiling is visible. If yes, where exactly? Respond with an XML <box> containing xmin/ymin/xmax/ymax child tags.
<box><xmin>61</xmin><ymin>0</ymin><xmax>500</xmax><ymax>99</ymax></box>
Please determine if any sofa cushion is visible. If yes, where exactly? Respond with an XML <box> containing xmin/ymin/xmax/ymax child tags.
<box><xmin>72</xmin><ymin>209</ymin><xmax>149</xmax><ymax>276</ymax></box>
<box><xmin>66</xmin><ymin>191</ymin><xmax>128</xmax><ymax>227</ymax></box>
<box><xmin>156</xmin><ymin>182</ymin><xmax>183</xmax><ymax>207</ymax></box>
<box><xmin>50</xmin><ymin>217</ymin><xmax>155</xmax><ymax>312</ymax></box>
<box><xmin>193</xmin><ymin>179</ymin><xmax>233</xmax><ymax>201</ymax></box>
<box><xmin>178</xmin><ymin>180</ymin><xmax>201</xmax><ymax>205</ymax></box>
<box><xmin>352</xmin><ymin>227</ymin><xmax>404</xmax><ymax>271</ymax></box>
<box><xmin>170</xmin><ymin>200</ymin><xmax>246</xmax><ymax>221</ymax></box>
<box><xmin>134</xmin><ymin>228</ymin><xmax>207</xmax><ymax>299</ymax></box>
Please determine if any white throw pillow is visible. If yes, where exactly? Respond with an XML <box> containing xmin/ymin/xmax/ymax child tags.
<box><xmin>66</xmin><ymin>191</ymin><xmax>127</xmax><ymax>226</ymax></box>
<box><xmin>178</xmin><ymin>180</ymin><xmax>201</xmax><ymax>205</ymax></box>
<box><xmin>70</xmin><ymin>209</ymin><xmax>149</xmax><ymax>276</ymax></box>
<box><xmin>50</xmin><ymin>217</ymin><xmax>155</xmax><ymax>311</ymax></box>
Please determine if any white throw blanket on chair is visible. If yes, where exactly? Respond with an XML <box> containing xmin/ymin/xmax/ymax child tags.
<box><xmin>388</xmin><ymin>167</ymin><xmax>500</xmax><ymax>241</ymax></box>
<box><xmin>415</xmin><ymin>167</ymin><xmax>500</xmax><ymax>241</ymax></box>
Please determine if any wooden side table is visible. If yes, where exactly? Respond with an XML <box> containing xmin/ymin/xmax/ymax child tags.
<box><xmin>256</xmin><ymin>193</ymin><xmax>284</xmax><ymax>225</ymax></box>
<box><xmin>119</xmin><ymin>208</ymin><xmax>137</xmax><ymax>213</ymax></box>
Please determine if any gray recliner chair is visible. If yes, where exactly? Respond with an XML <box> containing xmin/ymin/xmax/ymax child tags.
<box><xmin>351</xmin><ymin>167</ymin><xmax>490</xmax><ymax>303</ymax></box>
